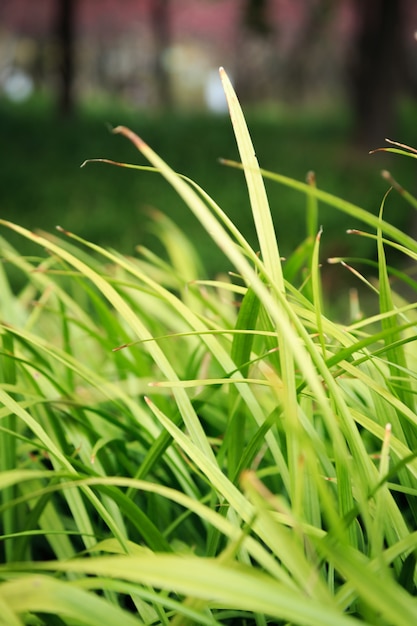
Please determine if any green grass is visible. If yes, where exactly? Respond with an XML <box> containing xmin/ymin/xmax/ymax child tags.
<box><xmin>1</xmin><ymin>76</ymin><xmax>417</xmax><ymax>624</ymax></box>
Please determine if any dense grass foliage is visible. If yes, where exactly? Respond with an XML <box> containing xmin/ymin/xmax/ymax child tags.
<box><xmin>1</xmin><ymin>76</ymin><xmax>417</xmax><ymax>624</ymax></box>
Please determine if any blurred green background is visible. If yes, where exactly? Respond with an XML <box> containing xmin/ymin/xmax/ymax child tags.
<box><xmin>1</xmin><ymin>95</ymin><xmax>416</xmax><ymax>278</ymax></box>
<box><xmin>1</xmin><ymin>0</ymin><xmax>417</xmax><ymax>281</ymax></box>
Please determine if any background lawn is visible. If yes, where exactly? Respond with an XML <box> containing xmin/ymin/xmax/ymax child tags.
<box><xmin>1</xmin><ymin>95</ymin><xmax>417</xmax><ymax>280</ymax></box>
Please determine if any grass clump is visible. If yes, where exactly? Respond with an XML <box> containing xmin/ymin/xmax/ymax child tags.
<box><xmin>1</xmin><ymin>69</ymin><xmax>417</xmax><ymax>625</ymax></box>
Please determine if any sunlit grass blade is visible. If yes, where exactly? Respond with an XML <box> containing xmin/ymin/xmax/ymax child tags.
<box><xmin>227</xmin><ymin>285</ymin><xmax>260</xmax><ymax>480</ymax></box>
<box><xmin>371</xmin><ymin>423</ymin><xmax>392</xmax><ymax>560</ymax></box>
<box><xmin>0</xmin><ymin>576</ymin><xmax>144</xmax><ymax>626</ymax></box>
<box><xmin>2</xmin><ymin>555</ymin><xmax>360</xmax><ymax>626</ymax></box>
<box><xmin>0</xmin><ymin>331</ymin><xmax>17</xmax><ymax>561</ymax></box>
<box><xmin>306</xmin><ymin>170</ymin><xmax>319</xmax><ymax>240</ymax></box>
<box><xmin>376</xmin><ymin>191</ymin><xmax>416</xmax><ymax>440</ymax></box>
<box><xmin>311</xmin><ymin>227</ymin><xmax>325</xmax><ymax>355</ymax></box>
<box><xmin>219</xmin><ymin>67</ymin><xmax>283</xmax><ymax>291</ymax></box>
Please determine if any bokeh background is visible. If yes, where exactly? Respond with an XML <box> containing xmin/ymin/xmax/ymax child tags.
<box><xmin>1</xmin><ymin>0</ymin><xmax>417</xmax><ymax>284</ymax></box>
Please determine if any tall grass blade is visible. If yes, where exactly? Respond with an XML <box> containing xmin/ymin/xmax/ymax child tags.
<box><xmin>219</xmin><ymin>67</ymin><xmax>283</xmax><ymax>290</ymax></box>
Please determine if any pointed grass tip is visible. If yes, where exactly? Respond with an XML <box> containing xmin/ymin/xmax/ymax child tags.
<box><xmin>306</xmin><ymin>170</ymin><xmax>316</xmax><ymax>185</ymax></box>
<box><xmin>81</xmin><ymin>158</ymin><xmax>117</xmax><ymax>168</ymax></box>
<box><xmin>56</xmin><ymin>225</ymin><xmax>70</xmax><ymax>235</ymax></box>
<box><xmin>381</xmin><ymin>170</ymin><xmax>402</xmax><ymax>192</ymax></box>
<box><xmin>80</xmin><ymin>159</ymin><xmax>103</xmax><ymax>168</ymax></box>
<box><xmin>219</xmin><ymin>66</ymin><xmax>230</xmax><ymax>83</ymax></box>
<box><xmin>369</xmin><ymin>138</ymin><xmax>397</xmax><ymax>154</ymax></box>
<box><xmin>327</xmin><ymin>257</ymin><xmax>343</xmax><ymax>264</ymax></box>
<box><xmin>112</xmin><ymin>125</ymin><xmax>148</xmax><ymax>150</ymax></box>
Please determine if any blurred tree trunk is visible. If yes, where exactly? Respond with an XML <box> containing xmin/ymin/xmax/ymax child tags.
<box><xmin>243</xmin><ymin>0</ymin><xmax>272</xmax><ymax>35</ymax></box>
<box><xmin>150</xmin><ymin>0</ymin><xmax>172</xmax><ymax>109</ymax></box>
<box><xmin>282</xmin><ymin>0</ymin><xmax>334</xmax><ymax>102</ymax></box>
<box><xmin>55</xmin><ymin>0</ymin><xmax>77</xmax><ymax>116</ymax></box>
<box><xmin>348</xmin><ymin>0</ymin><xmax>406</xmax><ymax>148</ymax></box>
<box><xmin>235</xmin><ymin>0</ymin><xmax>273</xmax><ymax>101</ymax></box>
